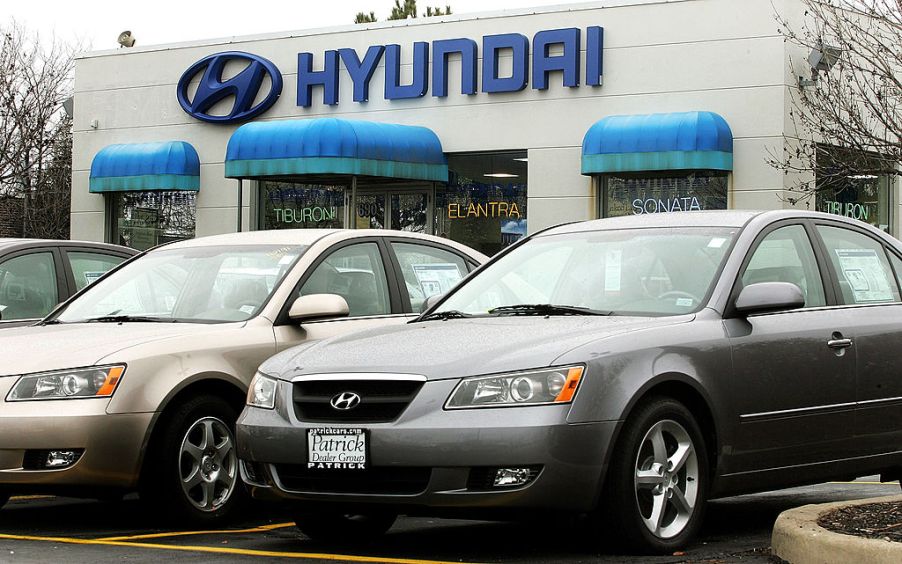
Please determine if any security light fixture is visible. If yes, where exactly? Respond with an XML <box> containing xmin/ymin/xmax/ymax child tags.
<box><xmin>61</xmin><ymin>96</ymin><xmax>74</xmax><ymax>118</ymax></box>
<box><xmin>484</xmin><ymin>173</ymin><xmax>518</xmax><ymax>178</ymax></box>
<box><xmin>117</xmin><ymin>31</ymin><xmax>136</xmax><ymax>48</ymax></box>
<box><xmin>799</xmin><ymin>44</ymin><xmax>842</xmax><ymax>87</ymax></box>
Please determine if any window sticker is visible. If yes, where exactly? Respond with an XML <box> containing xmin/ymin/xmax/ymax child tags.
<box><xmin>604</xmin><ymin>250</ymin><xmax>622</xmax><ymax>292</ymax></box>
<box><xmin>707</xmin><ymin>237</ymin><xmax>727</xmax><ymax>249</ymax></box>
<box><xmin>834</xmin><ymin>249</ymin><xmax>894</xmax><ymax>302</ymax></box>
<box><xmin>83</xmin><ymin>271</ymin><xmax>106</xmax><ymax>286</ymax></box>
<box><xmin>412</xmin><ymin>263</ymin><xmax>463</xmax><ymax>298</ymax></box>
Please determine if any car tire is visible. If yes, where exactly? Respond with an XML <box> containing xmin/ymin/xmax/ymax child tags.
<box><xmin>600</xmin><ymin>396</ymin><xmax>709</xmax><ymax>554</ymax></box>
<box><xmin>140</xmin><ymin>394</ymin><xmax>244</xmax><ymax>525</ymax></box>
<box><xmin>293</xmin><ymin>511</ymin><xmax>397</xmax><ymax>542</ymax></box>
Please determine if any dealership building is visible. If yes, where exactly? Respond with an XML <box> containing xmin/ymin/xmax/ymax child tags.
<box><xmin>70</xmin><ymin>0</ymin><xmax>901</xmax><ymax>256</ymax></box>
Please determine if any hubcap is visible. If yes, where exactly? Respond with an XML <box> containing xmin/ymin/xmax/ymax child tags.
<box><xmin>178</xmin><ymin>416</ymin><xmax>237</xmax><ymax>512</ymax></box>
<box><xmin>633</xmin><ymin>419</ymin><xmax>699</xmax><ymax>539</ymax></box>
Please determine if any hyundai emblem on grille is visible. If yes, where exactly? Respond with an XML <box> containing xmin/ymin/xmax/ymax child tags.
<box><xmin>330</xmin><ymin>392</ymin><xmax>362</xmax><ymax>410</ymax></box>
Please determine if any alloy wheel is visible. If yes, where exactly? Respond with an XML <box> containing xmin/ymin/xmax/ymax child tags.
<box><xmin>633</xmin><ymin>419</ymin><xmax>699</xmax><ymax>539</ymax></box>
<box><xmin>178</xmin><ymin>416</ymin><xmax>237</xmax><ymax>512</ymax></box>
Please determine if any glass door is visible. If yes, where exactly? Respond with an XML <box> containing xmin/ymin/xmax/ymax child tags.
<box><xmin>352</xmin><ymin>187</ymin><xmax>433</xmax><ymax>233</ymax></box>
<box><xmin>354</xmin><ymin>193</ymin><xmax>386</xmax><ymax>229</ymax></box>
<box><xmin>391</xmin><ymin>192</ymin><xmax>429</xmax><ymax>233</ymax></box>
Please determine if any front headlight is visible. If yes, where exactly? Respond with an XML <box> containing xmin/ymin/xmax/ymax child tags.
<box><xmin>247</xmin><ymin>373</ymin><xmax>278</xmax><ymax>409</ymax></box>
<box><xmin>6</xmin><ymin>365</ymin><xmax>126</xmax><ymax>402</ymax></box>
<box><xmin>445</xmin><ymin>365</ymin><xmax>584</xmax><ymax>409</ymax></box>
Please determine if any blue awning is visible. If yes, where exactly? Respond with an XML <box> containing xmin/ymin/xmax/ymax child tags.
<box><xmin>225</xmin><ymin>118</ymin><xmax>448</xmax><ymax>182</ymax></box>
<box><xmin>89</xmin><ymin>141</ymin><xmax>200</xmax><ymax>193</ymax></box>
<box><xmin>581</xmin><ymin>111</ymin><xmax>733</xmax><ymax>174</ymax></box>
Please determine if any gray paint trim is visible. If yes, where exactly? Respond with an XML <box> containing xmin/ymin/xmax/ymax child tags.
<box><xmin>290</xmin><ymin>373</ymin><xmax>426</xmax><ymax>383</ymax></box>
<box><xmin>740</xmin><ymin>396</ymin><xmax>902</xmax><ymax>421</ymax></box>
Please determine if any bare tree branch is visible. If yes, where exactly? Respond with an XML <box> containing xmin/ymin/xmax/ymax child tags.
<box><xmin>0</xmin><ymin>19</ymin><xmax>79</xmax><ymax>238</ymax></box>
<box><xmin>771</xmin><ymin>0</ymin><xmax>901</xmax><ymax>207</ymax></box>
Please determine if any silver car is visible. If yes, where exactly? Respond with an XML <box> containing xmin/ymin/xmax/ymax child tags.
<box><xmin>0</xmin><ymin>229</ymin><xmax>485</xmax><ymax>524</ymax></box>
<box><xmin>238</xmin><ymin>210</ymin><xmax>902</xmax><ymax>553</ymax></box>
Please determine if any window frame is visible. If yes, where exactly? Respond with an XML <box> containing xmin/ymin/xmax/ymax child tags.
<box><xmin>384</xmin><ymin>238</ymin><xmax>478</xmax><ymax>314</ymax></box>
<box><xmin>61</xmin><ymin>247</ymin><xmax>134</xmax><ymax>296</ymax></box>
<box><xmin>727</xmin><ymin>220</ymin><xmax>837</xmax><ymax>317</ymax></box>
<box><xmin>274</xmin><ymin>237</ymin><xmax>403</xmax><ymax>326</ymax></box>
<box><xmin>809</xmin><ymin>219</ymin><xmax>902</xmax><ymax>307</ymax></box>
<box><xmin>0</xmin><ymin>247</ymin><xmax>67</xmax><ymax>324</ymax></box>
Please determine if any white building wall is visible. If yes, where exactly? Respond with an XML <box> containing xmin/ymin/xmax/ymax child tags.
<box><xmin>72</xmin><ymin>0</ymin><xmax>803</xmax><ymax>241</ymax></box>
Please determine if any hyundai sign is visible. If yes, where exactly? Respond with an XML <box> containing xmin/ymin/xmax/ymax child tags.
<box><xmin>177</xmin><ymin>51</ymin><xmax>283</xmax><ymax>124</ymax></box>
<box><xmin>178</xmin><ymin>27</ymin><xmax>603</xmax><ymax>124</ymax></box>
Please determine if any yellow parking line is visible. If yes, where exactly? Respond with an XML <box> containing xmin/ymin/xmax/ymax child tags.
<box><xmin>97</xmin><ymin>521</ymin><xmax>294</xmax><ymax>541</ymax></box>
<box><xmin>9</xmin><ymin>495</ymin><xmax>54</xmax><ymax>501</ymax></box>
<box><xmin>0</xmin><ymin>532</ymin><xmax>477</xmax><ymax>564</ymax></box>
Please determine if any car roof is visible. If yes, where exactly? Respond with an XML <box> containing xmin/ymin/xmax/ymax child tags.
<box><xmin>0</xmin><ymin>238</ymin><xmax>136</xmax><ymax>254</ymax></box>
<box><xmin>156</xmin><ymin>229</ymin><xmax>489</xmax><ymax>260</ymax></box>
<box><xmin>539</xmin><ymin>210</ymin><xmax>884</xmax><ymax>236</ymax></box>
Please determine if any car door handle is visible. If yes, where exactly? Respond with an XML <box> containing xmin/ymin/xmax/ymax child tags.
<box><xmin>827</xmin><ymin>338</ymin><xmax>853</xmax><ymax>349</ymax></box>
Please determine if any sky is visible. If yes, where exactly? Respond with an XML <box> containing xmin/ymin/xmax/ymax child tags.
<box><xmin>2</xmin><ymin>0</ymin><xmax>569</xmax><ymax>51</ymax></box>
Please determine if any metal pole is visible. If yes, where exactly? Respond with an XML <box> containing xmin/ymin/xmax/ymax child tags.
<box><xmin>236</xmin><ymin>179</ymin><xmax>243</xmax><ymax>233</ymax></box>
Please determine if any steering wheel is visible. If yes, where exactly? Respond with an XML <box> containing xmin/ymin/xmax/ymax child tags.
<box><xmin>656</xmin><ymin>290</ymin><xmax>701</xmax><ymax>303</ymax></box>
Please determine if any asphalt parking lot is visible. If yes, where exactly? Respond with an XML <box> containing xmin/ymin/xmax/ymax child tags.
<box><xmin>0</xmin><ymin>478</ymin><xmax>898</xmax><ymax>563</ymax></box>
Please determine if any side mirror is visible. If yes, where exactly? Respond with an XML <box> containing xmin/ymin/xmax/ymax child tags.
<box><xmin>421</xmin><ymin>293</ymin><xmax>444</xmax><ymax>313</ymax></box>
<box><xmin>735</xmin><ymin>282</ymin><xmax>805</xmax><ymax>315</ymax></box>
<box><xmin>288</xmin><ymin>294</ymin><xmax>349</xmax><ymax>322</ymax></box>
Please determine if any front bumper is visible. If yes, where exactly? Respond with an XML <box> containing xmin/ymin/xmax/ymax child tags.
<box><xmin>0</xmin><ymin>393</ymin><xmax>153</xmax><ymax>493</ymax></box>
<box><xmin>237</xmin><ymin>378</ymin><xmax>618</xmax><ymax>512</ymax></box>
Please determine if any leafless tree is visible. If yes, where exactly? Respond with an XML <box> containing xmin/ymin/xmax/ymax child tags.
<box><xmin>0</xmin><ymin>20</ymin><xmax>78</xmax><ymax>238</ymax></box>
<box><xmin>772</xmin><ymin>0</ymin><xmax>901</xmax><ymax>205</ymax></box>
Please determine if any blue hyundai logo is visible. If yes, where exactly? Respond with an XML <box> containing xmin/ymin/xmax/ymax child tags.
<box><xmin>177</xmin><ymin>51</ymin><xmax>283</xmax><ymax>124</ymax></box>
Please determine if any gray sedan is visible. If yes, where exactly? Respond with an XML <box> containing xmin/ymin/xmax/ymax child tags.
<box><xmin>237</xmin><ymin>210</ymin><xmax>902</xmax><ymax>553</ymax></box>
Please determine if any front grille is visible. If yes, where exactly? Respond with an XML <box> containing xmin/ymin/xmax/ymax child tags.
<box><xmin>292</xmin><ymin>378</ymin><xmax>423</xmax><ymax>423</ymax></box>
<box><xmin>273</xmin><ymin>464</ymin><xmax>431</xmax><ymax>495</ymax></box>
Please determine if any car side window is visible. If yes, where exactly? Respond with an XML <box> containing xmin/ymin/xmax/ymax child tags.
<box><xmin>816</xmin><ymin>225</ymin><xmax>900</xmax><ymax>305</ymax></box>
<box><xmin>68</xmin><ymin>252</ymin><xmax>127</xmax><ymax>291</ymax></box>
<box><xmin>889</xmin><ymin>253</ymin><xmax>902</xmax><ymax>294</ymax></box>
<box><xmin>390</xmin><ymin>242</ymin><xmax>467</xmax><ymax>311</ymax></box>
<box><xmin>0</xmin><ymin>252</ymin><xmax>59</xmax><ymax>321</ymax></box>
<box><xmin>299</xmin><ymin>243</ymin><xmax>390</xmax><ymax>317</ymax></box>
<box><xmin>741</xmin><ymin>225</ymin><xmax>826</xmax><ymax>308</ymax></box>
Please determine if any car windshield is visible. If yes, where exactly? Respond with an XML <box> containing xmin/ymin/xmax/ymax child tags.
<box><xmin>435</xmin><ymin>227</ymin><xmax>737</xmax><ymax>317</ymax></box>
<box><xmin>54</xmin><ymin>244</ymin><xmax>305</xmax><ymax>324</ymax></box>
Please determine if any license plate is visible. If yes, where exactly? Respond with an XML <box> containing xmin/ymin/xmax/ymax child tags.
<box><xmin>306</xmin><ymin>428</ymin><xmax>367</xmax><ymax>470</ymax></box>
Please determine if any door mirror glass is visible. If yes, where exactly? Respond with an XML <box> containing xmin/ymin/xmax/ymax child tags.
<box><xmin>735</xmin><ymin>282</ymin><xmax>805</xmax><ymax>314</ymax></box>
<box><xmin>288</xmin><ymin>294</ymin><xmax>349</xmax><ymax>322</ymax></box>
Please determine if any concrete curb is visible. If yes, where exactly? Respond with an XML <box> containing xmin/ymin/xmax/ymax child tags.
<box><xmin>772</xmin><ymin>494</ymin><xmax>902</xmax><ymax>564</ymax></box>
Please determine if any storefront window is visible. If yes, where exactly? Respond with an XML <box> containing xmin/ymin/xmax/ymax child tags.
<box><xmin>436</xmin><ymin>152</ymin><xmax>528</xmax><ymax>256</ymax></box>
<box><xmin>259</xmin><ymin>181</ymin><xmax>346</xmax><ymax>230</ymax></box>
<box><xmin>602</xmin><ymin>171</ymin><xmax>728</xmax><ymax>218</ymax></box>
<box><xmin>816</xmin><ymin>146</ymin><xmax>893</xmax><ymax>233</ymax></box>
<box><xmin>110</xmin><ymin>191</ymin><xmax>196</xmax><ymax>251</ymax></box>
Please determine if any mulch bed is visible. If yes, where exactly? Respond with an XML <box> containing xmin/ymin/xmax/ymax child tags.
<box><xmin>818</xmin><ymin>501</ymin><xmax>902</xmax><ymax>542</ymax></box>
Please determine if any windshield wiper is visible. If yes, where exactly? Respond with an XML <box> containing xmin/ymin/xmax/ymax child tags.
<box><xmin>488</xmin><ymin>304</ymin><xmax>613</xmax><ymax>316</ymax></box>
<box><xmin>415</xmin><ymin>309</ymin><xmax>473</xmax><ymax>322</ymax></box>
<box><xmin>83</xmin><ymin>315</ymin><xmax>173</xmax><ymax>323</ymax></box>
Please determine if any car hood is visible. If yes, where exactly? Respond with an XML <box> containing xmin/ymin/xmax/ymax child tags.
<box><xmin>263</xmin><ymin>315</ymin><xmax>693</xmax><ymax>381</ymax></box>
<box><xmin>0</xmin><ymin>323</ymin><xmax>238</xmax><ymax>377</ymax></box>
